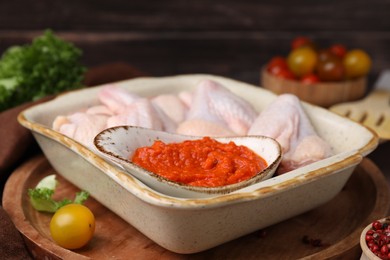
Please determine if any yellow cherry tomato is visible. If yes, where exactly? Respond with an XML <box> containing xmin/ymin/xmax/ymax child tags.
<box><xmin>50</xmin><ymin>204</ymin><xmax>95</xmax><ymax>249</ymax></box>
<box><xmin>343</xmin><ymin>49</ymin><xmax>372</xmax><ymax>79</ymax></box>
<box><xmin>287</xmin><ymin>47</ymin><xmax>318</xmax><ymax>77</ymax></box>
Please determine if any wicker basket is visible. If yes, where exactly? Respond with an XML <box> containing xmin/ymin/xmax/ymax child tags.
<box><xmin>261</xmin><ymin>68</ymin><xmax>367</xmax><ymax>107</ymax></box>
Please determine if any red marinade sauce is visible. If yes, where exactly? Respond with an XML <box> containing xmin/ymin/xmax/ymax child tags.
<box><xmin>131</xmin><ymin>137</ymin><xmax>268</xmax><ymax>187</ymax></box>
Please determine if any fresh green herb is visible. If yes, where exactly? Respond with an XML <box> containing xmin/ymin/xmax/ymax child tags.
<box><xmin>28</xmin><ymin>174</ymin><xmax>89</xmax><ymax>213</ymax></box>
<box><xmin>0</xmin><ymin>30</ymin><xmax>86</xmax><ymax>111</ymax></box>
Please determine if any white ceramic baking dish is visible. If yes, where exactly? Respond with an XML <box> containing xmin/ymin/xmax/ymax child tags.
<box><xmin>18</xmin><ymin>74</ymin><xmax>378</xmax><ymax>254</ymax></box>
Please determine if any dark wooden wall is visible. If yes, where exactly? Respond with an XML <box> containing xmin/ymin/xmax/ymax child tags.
<box><xmin>0</xmin><ymin>0</ymin><xmax>389</xmax><ymax>85</ymax></box>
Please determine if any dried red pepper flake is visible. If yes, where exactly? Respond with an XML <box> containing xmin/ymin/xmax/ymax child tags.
<box><xmin>302</xmin><ymin>235</ymin><xmax>325</xmax><ymax>247</ymax></box>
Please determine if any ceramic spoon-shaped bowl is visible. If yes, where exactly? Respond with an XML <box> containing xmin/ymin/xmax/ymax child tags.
<box><xmin>93</xmin><ymin>126</ymin><xmax>282</xmax><ymax>198</ymax></box>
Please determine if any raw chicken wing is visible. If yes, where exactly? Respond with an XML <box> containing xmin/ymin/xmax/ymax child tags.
<box><xmin>178</xmin><ymin>80</ymin><xmax>257</xmax><ymax>136</ymax></box>
<box><xmin>106</xmin><ymin>98</ymin><xmax>178</xmax><ymax>132</ymax></box>
<box><xmin>53</xmin><ymin>112</ymin><xmax>109</xmax><ymax>148</ymax></box>
<box><xmin>98</xmin><ymin>84</ymin><xmax>140</xmax><ymax>114</ymax></box>
<box><xmin>151</xmin><ymin>94</ymin><xmax>188</xmax><ymax>124</ymax></box>
<box><xmin>248</xmin><ymin>94</ymin><xmax>332</xmax><ymax>174</ymax></box>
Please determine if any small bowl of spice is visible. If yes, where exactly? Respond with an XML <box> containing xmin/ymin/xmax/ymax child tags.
<box><xmin>360</xmin><ymin>217</ymin><xmax>390</xmax><ymax>260</ymax></box>
<box><xmin>94</xmin><ymin>126</ymin><xmax>282</xmax><ymax>198</ymax></box>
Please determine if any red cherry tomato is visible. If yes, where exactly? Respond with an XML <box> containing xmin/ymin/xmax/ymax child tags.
<box><xmin>267</xmin><ymin>56</ymin><xmax>288</xmax><ymax>75</ymax></box>
<box><xmin>275</xmin><ymin>68</ymin><xmax>296</xmax><ymax>80</ymax></box>
<box><xmin>317</xmin><ymin>49</ymin><xmax>339</xmax><ymax>63</ymax></box>
<box><xmin>268</xmin><ymin>56</ymin><xmax>288</xmax><ymax>68</ymax></box>
<box><xmin>329</xmin><ymin>44</ymin><xmax>347</xmax><ymax>58</ymax></box>
<box><xmin>301</xmin><ymin>74</ymin><xmax>320</xmax><ymax>84</ymax></box>
<box><xmin>291</xmin><ymin>36</ymin><xmax>313</xmax><ymax>50</ymax></box>
<box><xmin>316</xmin><ymin>57</ymin><xmax>345</xmax><ymax>82</ymax></box>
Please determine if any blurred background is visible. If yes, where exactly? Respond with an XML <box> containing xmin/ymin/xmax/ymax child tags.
<box><xmin>0</xmin><ymin>0</ymin><xmax>388</xmax><ymax>86</ymax></box>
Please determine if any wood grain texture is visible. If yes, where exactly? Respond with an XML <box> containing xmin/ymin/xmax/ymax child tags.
<box><xmin>0</xmin><ymin>0</ymin><xmax>389</xmax><ymax>85</ymax></box>
<box><xmin>3</xmin><ymin>155</ymin><xmax>390</xmax><ymax>259</ymax></box>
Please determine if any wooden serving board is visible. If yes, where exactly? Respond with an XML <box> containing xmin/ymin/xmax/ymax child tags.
<box><xmin>3</xmin><ymin>155</ymin><xmax>390</xmax><ymax>259</ymax></box>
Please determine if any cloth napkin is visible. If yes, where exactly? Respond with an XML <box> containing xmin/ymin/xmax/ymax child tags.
<box><xmin>0</xmin><ymin>62</ymin><xmax>146</xmax><ymax>259</ymax></box>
